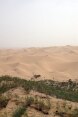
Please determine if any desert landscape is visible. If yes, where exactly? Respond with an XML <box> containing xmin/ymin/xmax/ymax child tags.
<box><xmin>1</xmin><ymin>0</ymin><xmax>78</xmax><ymax>116</ymax></box>
<box><xmin>0</xmin><ymin>46</ymin><xmax>78</xmax><ymax>81</ymax></box>
<box><xmin>0</xmin><ymin>46</ymin><xmax>78</xmax><ymax>117</ymax></box>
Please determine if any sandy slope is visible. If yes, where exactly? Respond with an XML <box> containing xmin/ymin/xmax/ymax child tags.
<box><xmin>0</xmin><ymin>46</ymin><xmax>78</xmax><ymax>81</ymax></box>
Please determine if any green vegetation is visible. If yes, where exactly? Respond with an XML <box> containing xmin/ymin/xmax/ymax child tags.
<box><xmin>0</xmin><ymin>75</ymin><xmax>78</xmax><ymax>117</ymax></box>
<box><xmin>25</xmin><ymin>96</ymin><xmax>34</xmax><ymax>106</ymax></box>
<box><xmin>0</xmin><ymin>75</ymin><xmax>78</xmax><ymax>102</ymax></box>
<box><xmin>12</xmin><ymin>96</ymin><xmax>50</xmax><ymax>117</ymax></box>
<box><xmin>33</xmin><ymin>98</ymin><xmax>50</xmax><ymax>114</ymax></box>
<box><xmin>25</xmin><ymin>96</ymin><xmax>51</xmax><ymax>114</ymax></box>
<box><xmin>0</xmin><ymin>95</ymin><xmax>9</xmax><ymax>109</ymax></box>
<box><xmin>12</xmin><ymin>105</ymin><xmax>26</xmax><ymax>117</ymax></box>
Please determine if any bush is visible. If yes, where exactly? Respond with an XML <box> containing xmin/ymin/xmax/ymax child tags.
<box><xmin>0</xmin><ymin>95</ymin><xmax>9</xmax><ymax>109</ymax></box>
<box><xmin>34</xmin><ymin>98</ymin><xmax>50</xmax><ymax>114</ymax></box>
<box><xmin>12</xmin><ymin>105</ymin><xmax>26</xmax><ymax>117</ymax></box>
<box><xmin>25</xmin><ymin>96</ymin><xmax>34</xmax><ymax>107</ymax></box>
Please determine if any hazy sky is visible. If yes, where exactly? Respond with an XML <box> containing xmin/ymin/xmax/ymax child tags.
<box><xmin>0</xmin><ymin>0</ymin><xmax>78</xmax><ymax>48</ymax></box>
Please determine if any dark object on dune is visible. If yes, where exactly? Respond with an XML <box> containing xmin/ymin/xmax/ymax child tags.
<box><xmin>34</xmin><ymin>74</ymin><xmax>41</xmax><ymax>78</ymax></box>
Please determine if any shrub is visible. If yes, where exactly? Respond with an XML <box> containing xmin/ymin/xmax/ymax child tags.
<box><xmin>0</xmin><ymin>95</ymin><xmax>9</xmax><ymax>109</ymax></box>
<box><xmin>34</xmin><ymin>98</ymin><xmax>51</xmax><ymax>114</ymax></box>
<box><xmin>25</xmin><ymin>96</ymin><xmax>34</xmax><ymax>107</ymax></box>
<box><xmin>12</xmin><ymin>105</ymin><xmax>26</xmax><ymax>117</ymax></box>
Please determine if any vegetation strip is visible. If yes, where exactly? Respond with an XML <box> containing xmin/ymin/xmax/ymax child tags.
<box><xmin>0</xmin><ymin>75</ymin><xmax>78</xmax><ymax>102</ymax></box>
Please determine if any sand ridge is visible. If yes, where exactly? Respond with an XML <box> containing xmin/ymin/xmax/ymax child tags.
<box><xmin>0</xmin><ymin>46</ymin><xmax>78</xmax><ymax>81</ymax></box>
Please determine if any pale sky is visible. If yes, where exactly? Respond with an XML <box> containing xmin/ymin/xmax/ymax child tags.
<box><xmin>0</xmin><ymin>0</ymin><xmax>78</xmax><ymax>48</ymax></box>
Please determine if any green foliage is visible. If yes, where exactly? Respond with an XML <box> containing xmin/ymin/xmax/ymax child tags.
<box><xmin>12</xmin><ymin>105</ymin><xmax>26</xmax><ymax>117</ymax></box>
<box><xmin>34</xmin><ymin>98</ymin><xmax>50</xmax><ymax>114</ymax></box>
<box><xmin>0</xmin><ymin>76</ymin><xmax>78</xmax><ymax>102</ymax></box>
<box><xmin>25</xmin><ymin>96</ymin><xmax>34</xmax><ymax>106</ymax></box>
<box><xmin>0</xmin><ymin>75</ymin><xmax>78</xmax><ymax>116</ymax></box>
<box><xmin>0</xmin><ymin>95</ymin><xmax>9</xmax><ymax>109</ymax></box>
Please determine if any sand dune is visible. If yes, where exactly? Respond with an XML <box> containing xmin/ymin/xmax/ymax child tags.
<box><xmin>0</xmin><ymin>46</ymin><xmax>78</xmax><ymax>81</ymax></box>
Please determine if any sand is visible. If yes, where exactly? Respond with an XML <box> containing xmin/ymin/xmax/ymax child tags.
<box><xmin>0</xmin><ymin>46</ymin><xmax>78</xmax><ymax>81</ymax></box>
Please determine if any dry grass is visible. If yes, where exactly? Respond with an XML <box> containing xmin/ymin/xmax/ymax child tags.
<box><xmin>0</xmin><ymin>75</ymin><xmax>78</xmax><ymax>117</ymax></box>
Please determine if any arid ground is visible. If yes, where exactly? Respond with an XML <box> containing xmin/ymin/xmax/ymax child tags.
<box><xmin>0</xmin><ymin>46</ymin><xmax>78</xmax><ymax>117</ymax></box>
<box><xmin>0</xmin><ymin>46</ymin><xmax>78</xmax><ymax>81</ymax></box>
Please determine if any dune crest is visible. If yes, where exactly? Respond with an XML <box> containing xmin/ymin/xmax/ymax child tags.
<box><xmin>0</xmin><ymin>46</ymin><xmax>78</xmax><ymax>81</ymax></box>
